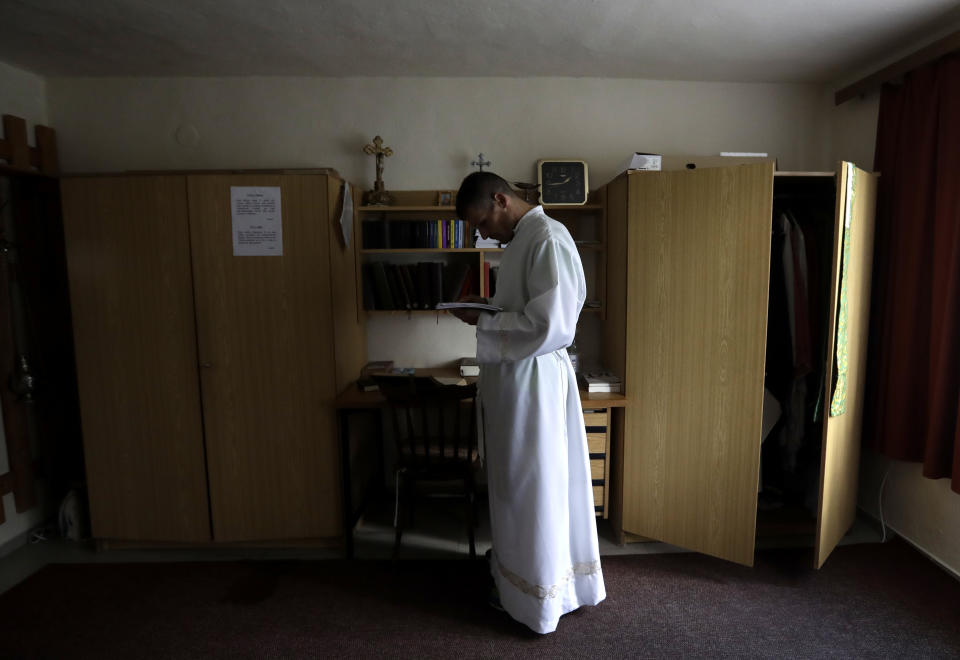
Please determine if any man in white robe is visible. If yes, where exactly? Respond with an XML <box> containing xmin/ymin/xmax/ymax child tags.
<box><xmin>451</xmin><ymin>172</ymin><xmax>605</xmax><ymax>634</ymax></box>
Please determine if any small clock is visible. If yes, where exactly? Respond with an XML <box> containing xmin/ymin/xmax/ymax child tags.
<box><xmin>538</xmin><ymin>160</ymin><xmax>589</xmax><ymax>206</ymax></box>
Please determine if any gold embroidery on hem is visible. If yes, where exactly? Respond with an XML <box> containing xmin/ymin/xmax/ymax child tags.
<box><xmin>495</xmin><ymin>558</ymin><xmax>602</xmax><ymax>601</ymax></box>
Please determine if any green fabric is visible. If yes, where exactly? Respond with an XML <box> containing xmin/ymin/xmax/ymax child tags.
<box><xmin>830</xmin><ymin>166</ymin><xmax>856</xmax><ymax>417</ymax></box>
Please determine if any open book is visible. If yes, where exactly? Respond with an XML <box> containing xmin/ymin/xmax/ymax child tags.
<box><xmin>435</xmin><ymin>301</ymin><xmax>503</xmax><ymax>312</ymax></box>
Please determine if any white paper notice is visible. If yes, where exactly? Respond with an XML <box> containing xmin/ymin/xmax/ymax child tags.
<box><xmin>231</xmin><ymin>186</ymin><xmax>283</xmax><ymax>256</ymax></box>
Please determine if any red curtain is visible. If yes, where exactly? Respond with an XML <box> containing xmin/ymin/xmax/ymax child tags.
<box><xmin>864</xmin><ymin>53</ymin><xmax>960</xmax><ymax>493</ymax></box>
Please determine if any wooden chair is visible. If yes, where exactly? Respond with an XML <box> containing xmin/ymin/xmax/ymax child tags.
<box><xmin>373</xmin><ymin>376</ymin><xmax>478</xmax><ymax>560</ymax></box>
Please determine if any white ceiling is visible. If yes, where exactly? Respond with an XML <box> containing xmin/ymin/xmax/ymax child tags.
<box><xmin>1</xmin><ymin>0</ymin><xmax>959</xmax><ymax>83</ymax></box>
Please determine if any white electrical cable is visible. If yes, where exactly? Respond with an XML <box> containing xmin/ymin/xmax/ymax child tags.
<box><xmin>878</xmin><ymin>463</ymin><xmax>892</xmax><ymax>543</ymax></box>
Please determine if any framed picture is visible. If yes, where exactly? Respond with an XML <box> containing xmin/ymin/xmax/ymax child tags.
<box><xmin>437</xmin><ymin>190</ymin><xmax>455</xmax><ymax>206</ymax></box>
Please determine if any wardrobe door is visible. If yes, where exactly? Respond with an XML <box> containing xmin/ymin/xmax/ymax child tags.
<box><xmin>621</xmin><ymin>163</ymin><xmax>774</xmax><ymax>566</ymax></box>
<box><xmin>814</xmin><ymin>163</ymin><xmax>878</xmax><ymax>568</ymax></box>
<box><xmin>187</xmin><ymin>174</ymin><xmax>340</xmax><ymax>541</ymax></box>
<box><xmin>61</xmin><ymin>176</ymin><xmax>211</xmax><ymax>542</ymax></box>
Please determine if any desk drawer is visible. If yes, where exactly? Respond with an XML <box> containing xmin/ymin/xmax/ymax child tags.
<box><xmin>587</xmin><ymin>432</ymin><xmax>606</xmax><ymax>454</ymax></box>
<box><xmin>584</xmin><ymin>407</ymin><xmax>610</xmax><ymax>518</ymax></box>
<box><xmin>593</xmin><ymin>486</ymin><xmax>605</xmax><ymax>508</ymax></box>
<box><xmin>583</xmin><ymin>411</ymin><xmax>608</xmax><ymax>428</ymax></box>
<box><xmin>590</xmin><ymin>459</ymin><xmax>605</xmax><ymax>481</ymax></box>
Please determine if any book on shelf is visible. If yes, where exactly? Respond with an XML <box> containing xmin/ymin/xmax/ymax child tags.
<box><xmin>416</xmin><ymin>262</ymin><xmax>432</xmax><ymax>309</ymax></box>
<box><xmin>369</xmin><ymin>261</ymin><xmax>395</xmax><ymax>310</ymax></box>
<box><xmin>577</xmin><ymin>371</ymin><xmax>622</xmax><ymax>393</ymax></box>
<box><xmin>444</xmin><ymin>262</ymin><xmax>471</xmax><ymax>303</ymax></box>
<box><xmin>427</xmin><ymin>261</ymin><xmax>443</xmax><ymax>308</ymax></box>
<box><xmin>362</xmin><ymin>218</ymin><xmax>388</xmax><ymax>249</ymax></box>
<box><xmin>459</xmin><ymin>357</ymin><xmax>480</xmax><ymax>377</ymax></box>
<box><xmin>389</xmin><ymin>263</ymin><xmax>411</xmax><ymax>310</ymax></box>
<box><xmin>398</xmin><ymin>264</ymin><xmax>420</xmax><ymax>309</ymax></box>
<box><xmin>361</xmin><ymin>264</ymin><xmax>376</xmax><ymax>310</ymax></box>
<box><xmin>459</xmin><ymin>264</ymin><xmax>479</xmax><ymax>299</ymax></box>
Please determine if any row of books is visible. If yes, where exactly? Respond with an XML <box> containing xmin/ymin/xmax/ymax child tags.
<box><xmin>362</xmin><ymin>219</ymin><xmax>473</xmax><ymax>249</ymax></box>
<box><xmin>363</xmin><ymin>261</ymin><xmax>499</xmax><ymax>310</ymax></box>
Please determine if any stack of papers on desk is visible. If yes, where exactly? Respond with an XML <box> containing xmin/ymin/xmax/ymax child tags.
<box><xmin>432</xmin><ymin>376</ymin><xmax>468</xmax><ymax>386</ymax></box>
<box><xmin>578</xmin><ymin>372</ymin><xmax>621</xmax><ymax>393</ymax></box>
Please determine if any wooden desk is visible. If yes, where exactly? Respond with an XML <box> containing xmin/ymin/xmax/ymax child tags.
<box><xmin>334</xmin><ymin>375</ymin><xmax>627</xmax><ymax>558</ymax></box>
<box><xmin>335</xmin><ymin>386</ymin><xmax>388</xmax><ymax>559</ymax></box>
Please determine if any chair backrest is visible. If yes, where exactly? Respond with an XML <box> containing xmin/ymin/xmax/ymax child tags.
<box><xmin>373</xmin><ymin>376</ymin><xmax>477</xmax><ymax>473</ymax></box>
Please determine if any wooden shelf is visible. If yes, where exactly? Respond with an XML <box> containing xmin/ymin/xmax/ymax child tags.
<box><xmin>360</xmin><ymin>248</ymin><xmax>502</xmax><ymax>254</ymax></box>
<box><xmin>774</xmin><ymin>171</ymin><xmax>835</xmax><ymax>177</ymax></box>
<box><xmin>364</xmin><ymin>309</ymin><xmax>448</xmax><ymax>316</ymax></box>
<box><xmin>359</xmin><ymin>203</ymin><xmax>604</xmax><ymax>214</ymax></box>
<box><xmin>356</xmin><ymin>187</ymin><xmax>607</xmax><ymax>317</ymax></box>
<box><xmin>545</xmin><ymin>203</ymin><xmax>604</xmax><ymax>212</ymax></box>
<box><xmin>362</xmin><ymin>307</ymin><xmax>603</xmax><ymax>316</ymax></box>
<box><xmin>359</xmin><ymin>205</ymin><xmax>456</xmax><ymax>212</ymax></box>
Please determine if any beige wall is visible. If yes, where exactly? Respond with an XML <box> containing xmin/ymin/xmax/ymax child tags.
<box><xmin>0</xmin><ymin>60</ymin><xmax>48</xmax><ymax>128</ymax></box>
<box><xmin>47</xmin><ymin>76</ymin><xmax>828</xmax><ymax>184</ymax></box>
<box><xmin>822</xmin><ymin>87</ymin><xmax>880</xmax><ymax>170</ymax></box>
<box><xmin>46</xmin><ymin>75</ymin><xmax>827</xmax><ymax>366</ymax></box>
<box><xmin>859</xmin><ymin>451</ymin><xmax>960</xmax><ymax>578</ymax></box>
<box><xmin>0</xmin><ymin>61</ymin><xmax>49</xmax><ymax>550</ymax></box>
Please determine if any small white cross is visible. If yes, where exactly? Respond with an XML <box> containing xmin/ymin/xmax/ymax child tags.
<box><xmin>471</xmin><ymin>153</ymin><xmax>491</xmax><ymax>171</ymax></box>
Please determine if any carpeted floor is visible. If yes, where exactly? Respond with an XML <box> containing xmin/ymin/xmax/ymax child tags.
<box><xmin>0</xmin><ymin>537</ymin><xmax>958</xmax><ymax>659</ymax></box>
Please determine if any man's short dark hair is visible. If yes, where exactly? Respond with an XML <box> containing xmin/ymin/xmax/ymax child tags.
<box><xmin>455</xmin><ymin>171</ymin><xmax>516</xmax><ymax>219</ymax></box>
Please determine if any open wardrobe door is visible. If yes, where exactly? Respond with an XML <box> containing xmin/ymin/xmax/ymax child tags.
<box><xmin>814</xmin><ymin>162</ymin><xmax>878</xmax><ymax>569</ymax></box>
<box><xmin>620</xmin><ymin>163</ymin><xmax>775</xmax><ymax>567</ymax></box>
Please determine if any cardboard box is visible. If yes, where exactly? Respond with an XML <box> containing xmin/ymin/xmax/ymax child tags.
<box><xmin>618</xmin><ymin>152</ymin><xmax>662</xmax><ymax>173</ymax></box>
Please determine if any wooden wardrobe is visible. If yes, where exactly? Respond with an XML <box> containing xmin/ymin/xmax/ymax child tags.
<box><xmin>602</xmin><ymin>161</ymin><xmax>877</xmax><ymax>568</ymax></box>
<box><xmin>60</xmin><ymin>170</ymin><xmax>365</xmax><ymax>545</ymax></box>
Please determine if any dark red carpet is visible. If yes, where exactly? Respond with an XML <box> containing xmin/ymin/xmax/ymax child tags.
<box><xmin>1</xmin><ymin>537</ymin><xmax>958</xmax><ymax>658</ymax></box>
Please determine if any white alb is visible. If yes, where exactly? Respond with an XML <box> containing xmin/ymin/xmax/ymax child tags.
<box><xmin>475</xmin><ymin>205</ymin><xmax>605</xmax><ymax>634</ymax></box>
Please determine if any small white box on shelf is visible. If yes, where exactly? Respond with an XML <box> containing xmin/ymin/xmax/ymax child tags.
<box><xmin>459</xmin><ymin>357</ymin><xmax>480</xmax><ymax>377</ymax></box>
<box><xmin>618</xmin><ymin>152</ymin><xmax>662</xmax><ymax>174</ymax></box>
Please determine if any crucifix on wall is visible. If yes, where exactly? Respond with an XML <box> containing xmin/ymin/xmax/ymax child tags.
<box><xmin>363</xmin><ymin>135</ymin><xmax>394</xmax><ymax>205</ymax></box>
<box><xmin>471</xmin><ymin>153</ymin><xmax>491</xmax><ymax>171</ymax></box>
